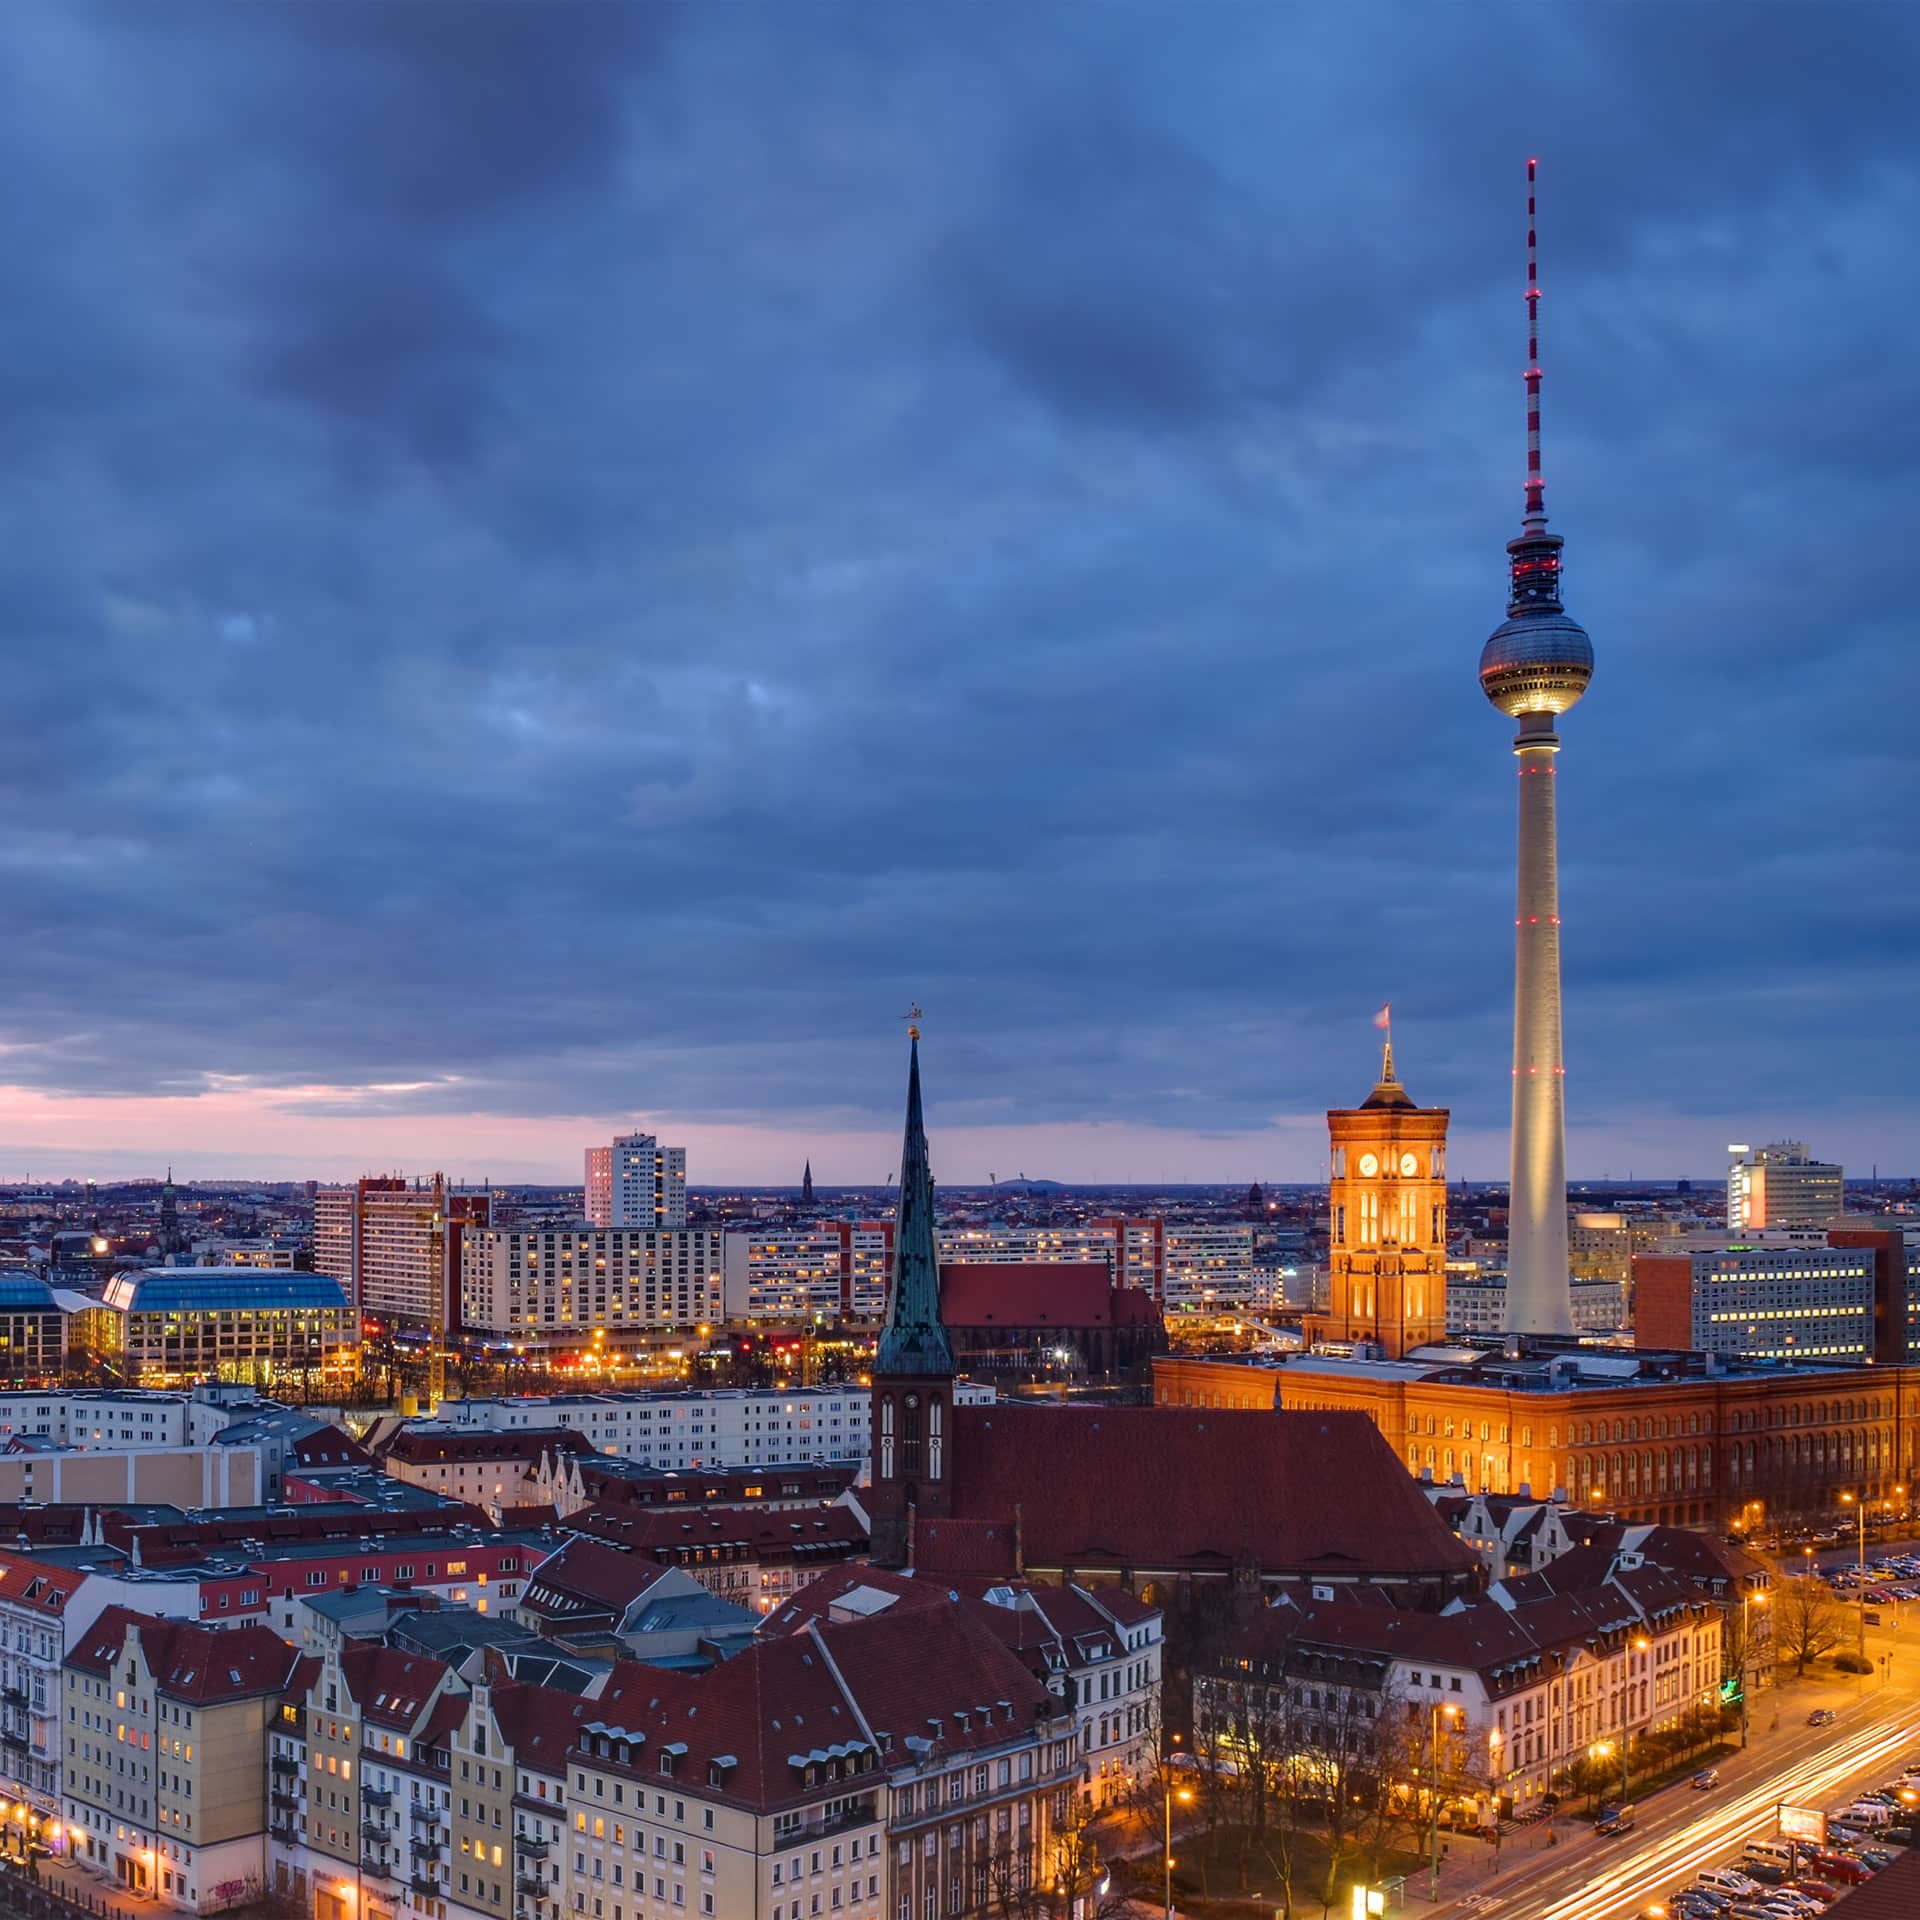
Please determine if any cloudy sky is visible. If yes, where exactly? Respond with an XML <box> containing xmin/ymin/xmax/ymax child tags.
<box><xmin>1</xmin><ymin>2</ymin><xmax>1915</xmax><ymax>1186</ymax></box>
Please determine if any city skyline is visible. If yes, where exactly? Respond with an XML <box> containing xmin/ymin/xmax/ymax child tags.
<box><xmin>1</xmin><ymin>6</ymin><xmax>1916</xmax><ymax>1182</ymax></box>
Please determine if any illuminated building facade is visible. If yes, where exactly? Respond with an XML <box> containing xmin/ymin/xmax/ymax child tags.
<box><xmin>312</xmin><ymin>1173</ymin><xmax>491</xmax><ymax>1329</ymax></box>
<box><xmin>0</xmin><ymin>1274</ymin><xmax>67</xmax><ymax>1383</ymax></box>
<box><xmin>1728</xmin><ymin>1141</ymin><xmax>1844</xmax><ymax>1232</ymax></box>
<box><xmin>97</xmin><ymin>1270</ymin><xmax>356</xmax><ymax>1387</ymax></box>
<box><xmin>1634</xmin><ymin>1240</ymin><xmax>1875</xmax><ymax>1362</ymax></box>
<box><xmin>1312</xmin><ymin>1043</ymin><xmax>1450</xmax><ymax>1357</ymax></box>
<box><xmin>584</xmin><ymin>1131</ymin><xmax>687</xmax><ymax>1230</ymax></box>
<box><xmin>1156</xmin><ymin>1342</ymin><xmax>1920</xmax><ymax>1530</ymax></box>
<box><xmin>460</xmin><ymin>1225</ymin><xmax>725</xmax><ymax>1345</ymax></box>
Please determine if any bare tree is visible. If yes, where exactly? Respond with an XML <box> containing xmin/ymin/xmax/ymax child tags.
<box><xmin>1772</xmin><ymin>1565</ymin><xmax>1846</xmax><ymax>1676</ymax></box>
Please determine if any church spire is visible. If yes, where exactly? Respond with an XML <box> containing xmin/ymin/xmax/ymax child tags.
<box><xmin>800</xmin><ymin>1159</ymin><xmax>815</xmax><ymax>1208</ymax></box>
<box><xmin>877</xmin><ymin>1015</ymin><xmax>953</xmax><ymax>1377</ymax></box>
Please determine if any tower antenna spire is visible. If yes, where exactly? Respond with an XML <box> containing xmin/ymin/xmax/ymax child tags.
<box><xmin>1524</xmin><ymin>157</ymin><xmax>1546</xmax><ymax>532</ymax></box>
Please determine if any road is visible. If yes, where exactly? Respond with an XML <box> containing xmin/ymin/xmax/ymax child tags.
<box><xmin>1424</xmin><ymin>1682</ymin><xmax>1918</xmax><ymax>1920</ymax></box>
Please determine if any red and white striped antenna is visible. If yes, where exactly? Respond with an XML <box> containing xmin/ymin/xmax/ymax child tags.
<box><xmin>1524</xmin><ymin>157</ymin><xmax>1546</xmax><ymax>530</ymax></box>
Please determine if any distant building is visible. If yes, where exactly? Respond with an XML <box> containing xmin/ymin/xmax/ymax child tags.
<box><xmin>460</xmin><ymin>1225</ymin><xmax>725</xmax><ymax>1345</ymax></box>
<box><xmin>98</xmin><ymin>1269</ymin><xmax>357</xmax><ymax>1389</ymax></box>
<box><xmin>583</xmin><ymin>1132</ymin><xmax>687</xmax><ymax>1230</ymax></box>
<box><xmin>0</xmin><ymin>1274</ymin><xmax>68</xmax><ymax>1383</ymax></box>
<box><xmin>1728</xmin><ymin>1141</ymin><xmax>1843</xmax><ymax>1232</ymax></box>
<box><xmin>1634</xmin><ymin>1229</ymin><xmax>1883</xmax><ymax>1363</ymax></box>
<box><xmin>937</xmin><ymin>1262</ymin><xmax>1164</xmax><ymax>1377</ymax></box>
<box><xmin>1447</xmin><ymin>1272</ymin><xmax>1626</xmax><ymax>1337</ymax></box>
<box><xmin>312</xmin><ymin>1173</ymin><xmax>491</xmax><ymax>1329</ymax></box>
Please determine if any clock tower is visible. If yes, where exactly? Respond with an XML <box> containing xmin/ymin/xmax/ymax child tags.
<box><xmin>1315</xmin><ymin>1035</ymin><xmax>1451</xmax><ymax>1358</ymax></box>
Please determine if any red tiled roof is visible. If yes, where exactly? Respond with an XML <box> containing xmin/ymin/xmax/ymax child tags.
<box><xmin>382</xmin><ymin>1428</ymin><xmax>596</xmax><ymax>1466</ymax></box>
<box><xmin>912</xmin><ymin>1518</ymin><xmax>1021</xmax><ymax>1582</ymax></box>
<box><xmin>341</xmin><ymin>1643</ymin><xmax>452</xmax><ymax>1730</ymax></box>
<box><xmin>290</xmin><ymin>1427</ymin><xmax>374</xmax><ymax>1470</ymax></box>
<box><xmin>938</xmin><ymin>1262</ymin><xmax>1118</xmax><ymax>1327</ymax></box>
<box><xmin>67</xmin><ymin>1606</ymin><xmax>300</xmax><ymax>1703</ymax></box>
<box><xmin>0</xmin><ymin>1547</ymin><xmax>89</xmax><ymax>1614</ymax></box>
<box><xmin>112</xmin><ymin>1503</ymin><xmax>493</xmax><ymax>1563</ymax></box>
<box><xmin>519</xmin><ymin>1538</ymin><xmax>669</xmax><ymax>1624</ymax></box>
<box><xmin>564</xmin><ymin>1503</ymin><xmax>868</xmax><ymax>1562</ymax></box>
<box><xmin>946</xmin><ymin>1406</ymin><xmax>1478</xmax><ymax>1579</ymax></box>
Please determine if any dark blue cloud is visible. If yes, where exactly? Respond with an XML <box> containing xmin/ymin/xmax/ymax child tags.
<box><xmin>0</xmin><ymin>0</ymin><xmax>1915</xmax><ymax>1174</ymax></box>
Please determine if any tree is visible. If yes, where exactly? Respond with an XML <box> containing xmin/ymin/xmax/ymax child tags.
<box><xmin>1772</xmin><ymin>1566</ymin><xmax>1847</xmax><ymax>1676</ymax></box>
<box><xmin>1553</xmin><ymin>1750</ymin><xmax>1614</xmax><ymax>1813</ymax></box>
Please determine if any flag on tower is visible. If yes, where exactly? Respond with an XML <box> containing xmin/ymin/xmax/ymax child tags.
<box><xmin>1374</xmin><ymin>1003</ymin><xmax>1392</xmax><ymax>1030</ymax></box>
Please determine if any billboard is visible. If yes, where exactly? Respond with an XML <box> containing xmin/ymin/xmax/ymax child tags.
<box><xmin>1778</xmin><ymin>1804</ymin><xmax>1826</xmax><ymax>1844</ymax></box>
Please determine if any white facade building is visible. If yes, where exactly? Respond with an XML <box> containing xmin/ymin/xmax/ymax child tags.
<box><xmin>424</xmin><ymin>1382</ymin><xmax>993</xmax><ymax>1470</ymax></box>
<box><xmin>461</xmin><ymin>1227</ymin><xmax>725</xmax><ymax>1341</ymax></box>
<box><xmin>1728</xmin><ymin>1142</ymin><xmax>1844</xmax><ymax>1233</ymax></box>
<box><xmin>584</xmin><ymin>1133</ymin><xmax>688</xmax><ymax>1230</ymax></box>
<box><xmin>1162</xmin><ymin>1223</ymin><xmax>1258</xmax><ymax>1312</ymax></box>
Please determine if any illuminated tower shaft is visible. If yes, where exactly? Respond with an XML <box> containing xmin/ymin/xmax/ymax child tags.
<box><xmin>1479</xmin><ymin>159</ymin><xmax>1592</xmax><ymax>1336</ymax></box>
<box><xmin>1508</xmin><ymin>713</ymin><xmax>1571</xmax><ymax>1331</ymax></box>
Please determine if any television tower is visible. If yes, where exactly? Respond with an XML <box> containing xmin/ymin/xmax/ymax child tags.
<box><xmin>1479</xmin><ymin>159</ymin><xmax>1594</xmax><ymax>1335</ymax></box>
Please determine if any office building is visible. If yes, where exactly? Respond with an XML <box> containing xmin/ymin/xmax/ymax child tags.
<box><xmin>1728</xmin><ymin>1142</ymin><xmax>1844</xmax><ymax>1232</ymax></box>
<box><xmin>1634</xmin><ymin>1239</ymin><xmax>1876</xmax><ymax>1362</ymax></box>
<box><xmin>1478</xmin><ymin>160</ymin><xmax>1594</xmax><ymax>1335</ymax></box>
<box><xmin>1311</xmin><ymin>1039</ymin><xmax>1450</xmax><ymax>1357</ymax></box>
<box><xmin>583</xmin><ymin>1132</ymin><xmax>687</xmax><ymax>1230</ymax></box>
<box><xmin>460</xmin><ymin>1226</ymin><xmax>725</xmax><ymax>1344</ymax></box>
<box><xmin>0</xmin><ymin>1273</ymin><xmax>68</xmax><ymax>1383</ymax></box>
<box><xmin>312</xmin><ymin>1174</ymin><xmax>491</xmax><ymax>1329</ymax></box>
<box><xmin>1446</xmin><ymin>1273</ymin><xmax>1626</xmax><ymax>1337</ymax></box>
<box><xmin>98</xmin><ymin>1269</ymin><xmax>358</xmax><ymax>1388</ymax></box>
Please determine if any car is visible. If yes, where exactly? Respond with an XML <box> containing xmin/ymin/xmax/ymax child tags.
<box><xmin>1694</xmin><ymin>1768</ymin><xmax>1722</xmax><ymax>1790</ymax></box>
<box><xmin>1809</xmin><ymin>1853</ymin><xmax>1870</xmax><ymax>1885</ymax></box>
<box><xmin>1699</xmin><ymin>1870</ymin><xmax>1763</xmax><ymax>1899</ymax></box>
<box><xmin>1790</xmin><ymin>1883</ymin><xmax>1841</xmax><ymax>1907</ymax></box>
<box><xmin>1855</xmin><ymin>1849</ymin><xmax>1895</xmax><ymax>1871</ymax></box>
<box><xmin>1672</xmin><ymin>1898</ymin><xmax>1726</xmax><ymax>1918</ymax></box>
<box><xmin>1763</xmin><ymin>1894</ymin><xmax>1822</xmax><ymax>1917</ymax></box>
<box><xmin>1741</xmin><ymin>1861</ymin><xmax>1789</xmax><ymax>1886</ymax></box>
<box><xmin>1808</xmin><ymin>1708</ymin><xmax>1837</xmax><ymax>1726</ymax></box>
<box><xmin>1597</xmin><ymin>1804</ymin><xmax>1638</xmax><ymax>1836</ymax></box>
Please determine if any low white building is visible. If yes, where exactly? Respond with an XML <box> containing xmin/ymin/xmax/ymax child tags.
<box><xmin>420</xmin><ymin>1383</ymin><xmax>994</xmax><ymax>1470</ymax></box>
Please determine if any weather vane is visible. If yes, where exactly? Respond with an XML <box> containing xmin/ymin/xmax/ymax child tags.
<box><xmin>904</xmin><ymin>1003</ymin><xmax>923</xmax><ymax>1040</ymax></box>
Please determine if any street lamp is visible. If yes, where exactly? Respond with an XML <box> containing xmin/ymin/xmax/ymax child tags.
<box><xmin>1840</xmin><ymin>1493</ymin><xmax>1869</xmax><ymax>1659</ymax></box>
<box><xmin>1163</xmin><ymin>1781</ymin><xmax>1191</xmax><ymax>1919</ymax></box>
<box><xmin>1428</xmin><ymin>1702</ymin><xmax>1461</xmax><ymax>1901</ymax></box>
<box><xmin>1739</xmin><ymin>1589</ymin><xmax>1768</xmax><ymax>1748</ymax></box>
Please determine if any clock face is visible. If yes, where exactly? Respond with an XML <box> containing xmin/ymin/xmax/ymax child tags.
<box><xmin>1357</xmin><ymin>1153</ymin><xmax>1379</xmax><ymax>1178</ymax></box>
<box><xmin>1400</xmin><ymin>1152</ymin><xmax>1420</xmax><ymax>1177</ymax></box>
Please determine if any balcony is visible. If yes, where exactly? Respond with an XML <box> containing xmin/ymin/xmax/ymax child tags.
<box><xmin>518</xmin><ymin>1834</ymin><xmax>551</xmax><ymax>1859</ymax></box>
<box><xmin>413</xmin><ymin>1837</ymin><xmax>444</xmax><ymax>1862</ymax></box>
<box><xmin>361</xmin><ymin>1850</ymin><xmax>398</xmax><ymax>1881</ymax></box>
<box><xmin>270</xmin><ymin>1754</ymin><xmax>299</xmax><ymax>1776</ymax></box>
<box><xmin>410</xmin><ymin>1872</ymin><xmax>441</xmax><ymax>1899</ymax></box>
<box><xmin>1</xmin><ymin>1685</ymin><xmax>27</xmax><ymax>1708</ymax></box>
<box><xmin>270</xmin><ymin>1789</ymin><xmax>297</xmax><ymax>1812</ymax></box>
<box><xmin>268</xmin><ymin>1818</ymin><xmax>299</xmax><ymax>1847</ymax></box>
<box><xmin>516</xmin><ymin>1873</ymin><xmax>550</xmax><ymax>1898</ymax></box>
<box><xmin>410</xmin><ymin>1799</ymin><xmax>445</xmax><ymax>1826</ymax></box>
<box><xmin>363</xmin><ymin>1785</ymin><xmax>394</xmax><ymax>1808</ymax></box>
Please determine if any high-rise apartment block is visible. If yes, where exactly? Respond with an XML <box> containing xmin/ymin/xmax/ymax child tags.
<box><xmin>583</xmin><ymin>1131</ymin><xmax>687</xmax><ymax>1228</ymax></box>
<box><xmin>311</xmin><ymin>1174</ymin><xmax>491</xmax><ymax>1328</ymax></box>
<box><xmin>1728</xmin><ymin>1142</ymin><xmax>1844</xmax><ymax>1232</ymax></box>
<box><xmin>461</xmin><ymin>1226</ymin><xmax>725</xmax><ymax>1342</ymax></box>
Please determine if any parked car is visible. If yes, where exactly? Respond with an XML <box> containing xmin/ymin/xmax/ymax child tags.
<box><xmin>1699</xmin><ymin>1869</ymin><xmax>1763</xmax><ymax>1898</ymax></box>
<box><xmin>1855</xmin><ymin>1849</ymin><xmax>1895</xmax><ymax>1871</ymax></box>
<box><xmin>1693</xmin><ymin>1768</ymin><xmax>1721</xmax><ymax>1790</ymax></box>
<box><xmin>1741</xmin><ymin>1860</ymin><xmax>1789</xmax><ymax>1886</ymax></box>
<box><xmin>1808</xmin><ymin>1853</ymin><xmax>1870</xmax><ymax>1885</ymax></box>
<box><xmin>1790</xmin><ymin>1883</ymin><xmax>1841</xmax><ymax>1907</ymax></box>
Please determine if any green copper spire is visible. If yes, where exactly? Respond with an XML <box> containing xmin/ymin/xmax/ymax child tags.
<box><xmin>877</xmin><ymin>1022</ymin><xmax>953</xmax><ymax>1376</ymax></box>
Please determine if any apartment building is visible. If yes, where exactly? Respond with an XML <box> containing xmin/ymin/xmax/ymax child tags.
<box><xmin>0</xmin><ymin>1552</ymin><xmax>97</xmax><ymax>1861</ymax></box>
<box><xmin>584</xmin><ymin>1134</ymin><xmax>688</xmax><ymax>1231</ymax></box>
<box><xmin>425</xmin><ymin>1383</ymin><xmax>993</xmax><ymax>1472</ymax></box>
<box><xmin>1161</xmin><ymin>1222</ymin><xmax>1258</xmax><ymax>1312</ymax></box>
<box><xmin>1198</xmin><ymin>1556</ymin><xmax>1719</xmax><ymax>1823</ymax></box>
<box><xmin>720</xmin><ymin>1223</ymin><xmax>894</xmax><ymax>1321</ymax></box>
<box><xmin>61</xmin><ymin>1607</ymin><xmax>302</xmax><ymax>1912</ymax></box>
<box><xmin>313</xmin><ymin>1174</ymin><xmax>491</xmax><ymax>1328</ymax></box>
<box><xmin>460</xmin><ymin>1227</ymin><xmax>725</xmax><ymax>1344</ymax></box>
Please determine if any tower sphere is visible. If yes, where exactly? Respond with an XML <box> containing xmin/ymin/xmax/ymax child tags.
<box><xmin>1479</xmin><ymin>606</ymin><xmax>1594</xmax><ymax>717</ymax></box>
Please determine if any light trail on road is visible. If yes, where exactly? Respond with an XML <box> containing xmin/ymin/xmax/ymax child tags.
<box><xmin>1525</xmin><ymin>1706</ymin><xmax>1918</xmax><ymax>1920</ymax></box>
